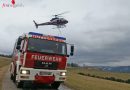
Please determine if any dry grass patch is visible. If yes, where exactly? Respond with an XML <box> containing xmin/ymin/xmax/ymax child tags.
<box><xmin>68</xmin><ymin>67</ymin><xmax>130</xmax><ymax>80</ymax></box>
<box><xmin>65</xmin><ymin>68</ymin><xmax>130</xmax><ymax>90</ymax></box>
<box><xmin>0</xmin><ymin>57</ymin><xmax>11</xmax><ymax>68</ymax></box>
<box><xmin>0</xmin><ymin>56</ymin><xmax>11</xmax><ymax>90</ymax></box>
<box><xmin>0</xmin><ymin>66</ymin><xmax>9</xmax><ymax>90</ymax></box>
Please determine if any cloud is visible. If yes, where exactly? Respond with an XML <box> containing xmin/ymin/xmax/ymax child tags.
<box><xmin>72</xmin><ymin>26</ymin><xmax>130</xmax><ymax>66</ymax></box>
<box><xmin>0</xmin><ymin>0</ymin><xmax>130</xmax><ymax>66</ymax></box>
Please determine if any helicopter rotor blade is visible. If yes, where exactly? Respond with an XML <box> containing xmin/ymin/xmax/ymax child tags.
<box><xmin>57</xmin><ymin>11</ymin><xmax>69</xmax><ymax>16</ymax></box>
<box><xmin>52</xmin><ymin>11</ymin><xmax>69</xmax><ymax>17</ymax></box>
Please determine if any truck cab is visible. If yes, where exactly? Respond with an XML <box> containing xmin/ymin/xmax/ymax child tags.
<box><xmin>10</xmin><ymin>32</ymin><xmax>74</xmax><ymax>89</ymax></box>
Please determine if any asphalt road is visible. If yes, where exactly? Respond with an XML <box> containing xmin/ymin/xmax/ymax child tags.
<box><xmin>2</xmin><ymin>72</ymin><xmax>72</xmax><ymax>90</ymax></box>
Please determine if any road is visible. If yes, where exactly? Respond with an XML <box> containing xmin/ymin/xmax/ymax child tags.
<box><xmin>2</xmin><ymin>72</ymin><xmax>72</xmax><ymax>90</ymax></box>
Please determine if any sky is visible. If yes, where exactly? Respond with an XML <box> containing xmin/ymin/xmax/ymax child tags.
<box><xmin>0</xmin><ymin>0</ymin><xmax>130</xmax><ymax>66</ymax></box>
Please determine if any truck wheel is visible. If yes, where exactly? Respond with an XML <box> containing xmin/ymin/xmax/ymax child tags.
<box><xmin>13</xmin><ymin>67</ymin><xmax>16</xmax><ymax>83</ymax></box>
<box><xmin>51</xmin><ymin>82</ymin><xmax>61</xmax><ymax>89</ymax></box>
<box><xmin>10</xmin><ymin>74</ymin><xmax>13</xmax><ymax>80</ymax></box>
<box><xmin>16</xmin><ymin>81</ymin><xmax>24</xmax><ymax>88</ymax></box>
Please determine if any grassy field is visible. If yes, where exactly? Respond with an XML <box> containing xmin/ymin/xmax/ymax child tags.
<box><xmin>65</xmin><ymin>67</ymin><xmax>130</xmax><ymax>90</ymax></box>
<box><xmin>68</xmin><ymin>67</ymin><xmax>130</xmax><ymax>80</ymax></box>
<box><xmin>0</xmin><ymin>56</ymin><xmax>11</xmax><ymax>90</ymax></box>
<box><xmin>0</xmin><ymin>57</ymin><xmax>11</xmax><ymax>68</ymax></box>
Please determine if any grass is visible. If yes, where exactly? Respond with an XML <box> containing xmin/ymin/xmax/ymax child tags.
<box><xmin>0</xmin><ymin>57</ymin><xmax>11</xmax><ymax>68</ymax></box>
<box><xmin>0</xmin><ymin>56</ymin><xmax>11</xmax><ymax>90</ymax></box>
<box><xmin>68</xmin><ymin>67</ymin><xmax>130</xmax><ymax>80</ymax></box>
<box><xmin>65</xmin><ymin>67</ymin><xmax>130</xmax><ymax>90</ymax></box>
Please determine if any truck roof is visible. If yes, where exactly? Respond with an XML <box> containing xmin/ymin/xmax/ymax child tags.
<box><xmin>22</xmin><ymin>32</ymin><xmax>66</xmax><ymax>42</ymax></box>
<box><xmin>29</xmin><ymin>32</ymin><xmax>66</xmax><ymax>40</ymax></box>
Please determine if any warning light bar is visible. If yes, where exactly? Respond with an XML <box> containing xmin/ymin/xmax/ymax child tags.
<box><xmin>28</xmin><ymin>32</ymin><xmax>66</xmax><ymax>40</ymax></box>
<box><xmin>54</xmin><ymin>36</ymin><xmax>66</xmax><ymax>40</ymax></box>
<box><xmin>29</xmin><ymin>32</ymin><xmax>43</xmax><ymax>36</ymax></box>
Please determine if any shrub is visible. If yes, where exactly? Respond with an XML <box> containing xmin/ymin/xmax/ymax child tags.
<box><xmin>78</xmin><ymin>73</ymin><xmax>85</xmax><ymax>76</ymax></box>
<box><xmin>116</xmin><ymin>79</ymin><xmax>124</xmax><ymax>82</ymax></box>
<box><xmin>126</xmin><ymin>79</ymin><xmax>130</xmax><ymax>83</ymax></box>
<box><xmin>109</xmin><ymin>77</ymin><xmax>116</xmax><ymax>81</ymax></box>
<box><xmin>91</xmin><ymin>75</ymin><xmax>96</xmax><ymax>77</ymax></box>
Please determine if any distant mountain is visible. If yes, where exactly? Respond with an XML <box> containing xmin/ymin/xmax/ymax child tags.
<box><xmin>97</xmin><ymin>66</ymin><xmax>130</xmax><ymax>73</ymax></box>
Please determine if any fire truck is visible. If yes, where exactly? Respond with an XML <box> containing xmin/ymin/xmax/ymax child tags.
<box><xmin>10</xmin><ymin>32</ymin><xmax>74</xmax><ymax>89</ymax></box>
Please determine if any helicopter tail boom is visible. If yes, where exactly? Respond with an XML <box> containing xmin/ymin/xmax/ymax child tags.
<box><xmin>33</xmin><ymin>20</ymin><xmax>38</xmax><ymax>29</ymax></box>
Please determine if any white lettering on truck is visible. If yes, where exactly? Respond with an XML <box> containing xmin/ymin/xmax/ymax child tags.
<box><xmin>31</xmin><ymin>55</ymin><xmax>62</xmax><ymax>62</ymax></box>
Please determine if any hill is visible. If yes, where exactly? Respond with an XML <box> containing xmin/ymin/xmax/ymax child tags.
<box><xmin>65</xmin><ymin>67</ymin><xmax>130</xmax><ymax>90</ymax></box>
<box><xmin>99</xmin><ymin>66</ymin><xmax>130</xmax><ymax>73</ymax></box>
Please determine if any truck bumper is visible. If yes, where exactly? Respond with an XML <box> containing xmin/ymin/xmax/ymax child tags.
<box><xmin>16</xmin><ymin>67</ymin><xmax>66</xmax><ymax>84</ymax></box>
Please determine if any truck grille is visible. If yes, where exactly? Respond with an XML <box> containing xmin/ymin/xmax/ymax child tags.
<box><xmin>34</xmin><ymin>60</ymin><xmax>58</xmax><ymax>70</ymax></box>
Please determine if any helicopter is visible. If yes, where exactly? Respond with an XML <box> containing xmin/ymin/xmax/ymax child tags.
<box><xmin>33</xmin><ymin>12</ymin><xmax>69</xmax><ymax>29</ymax></box>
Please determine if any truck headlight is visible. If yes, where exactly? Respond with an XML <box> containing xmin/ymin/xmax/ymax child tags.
<box><xmin>60</xmin><ymin>72</ymin><xmax>66</xmax><ymax>76</ymax></box>
<box><xmin>21</xmin><ymin>70</ymin><xmax>30</xmax><ymax>75</ymax></box>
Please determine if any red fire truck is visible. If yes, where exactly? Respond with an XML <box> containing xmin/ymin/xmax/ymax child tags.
<box><xmin>10</xmin><ymin>32</ymin><xmax>74</xmax><ymax>89</ymax></box>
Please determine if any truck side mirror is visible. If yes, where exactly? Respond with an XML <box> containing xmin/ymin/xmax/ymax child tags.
<box><xmin>70</xmin><ymin>45</ymin><xmax>74</xmax><ymax>56</ymax></box>
<box><xmin>16</xmin><ymin>37</ymin><xmax>22</xmax><ymax>50</ymax></box>
<box><xmin>16</xmin><ymin>45</ymin><xmax>21</xmax><ymax>50</ymax></box>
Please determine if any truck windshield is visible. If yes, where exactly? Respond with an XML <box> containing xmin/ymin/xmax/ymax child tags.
<box><xmin>27</xmin><ymin>38</ymin><xmax>67</xmax><ymax>55</ymax></box>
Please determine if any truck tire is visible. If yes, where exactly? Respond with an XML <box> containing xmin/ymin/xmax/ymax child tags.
<box><xmin>16</xmin><ymin>81</ymin><xmax>24</xmax><ymax>88</ymax></box>
<box><xmin>13</xmin><ymin>66</ymin><xmax>16</xmax><ymax>83</ymax></box>
<box><xmin>10</xmin><ymin>74</ymin><xmax>13</xmax><ymax>80</ymax></box>
<box><xmin>13</xmin><ymin>66</ymin><xmax>24</xmax><ymax>88</ymax></box>
<box><xmin>51</xmin><ymin>82</ymin><xmax>61</xmax><ymax>89</ymax></box>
